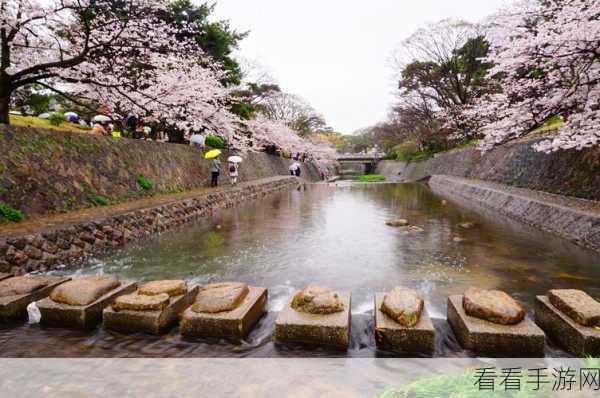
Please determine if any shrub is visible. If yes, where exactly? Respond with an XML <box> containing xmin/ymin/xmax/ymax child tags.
<box><xmin>48</xmin><ymin>112</ymin><xmax>66</xmax><ymax>126</ymax></box>
<box><xmin>137</xmin><ymin>174</ymin><xmax>153</xmax><ymax>190</ymax></box>
<box><xmin>90</xmin><ymin>195</ymin><xmax>110</xmax><ymax>206</ymax></box>
<box><xmin>0</xmin><ymin>203</ymin><xmax>24</xmax><ymax>223</ymax></box>
<box><xmin>205</xmin><ymin>135</ymin><xmax>226</xmax><ymax>149</ymax></box>
<box><xmin>358</xmin><ymin>174</ymin><xmax>386</xmax><ymax>183</ymax></box>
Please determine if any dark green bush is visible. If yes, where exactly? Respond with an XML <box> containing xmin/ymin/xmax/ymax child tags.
<box><xmin>0</xmin><ymin>203</ymin><xmax>24</xmax><ymax>223</ymax></box>
<box><xmin>137</xmin><ymin>174</ymin><xmax>153</xmax><ymax>190</ymax></box>
<box><xmin>205</xmin><ymin>135</ymin><xmax>226</xmax><ymax>149</ymax></box>
<box><xmin>48</xmin><ymin>112</ymin><xmax>66</xmax><ymax>126</ymax></box>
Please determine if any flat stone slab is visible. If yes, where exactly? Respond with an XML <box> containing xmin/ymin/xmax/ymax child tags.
<box><xmin>104</xmin><ymin>285</ymin><xmax>199</xmax><ymax>335</ymax></box>
<box><xmin>374</xmin><ymin>293</ymin><xmax>435</xmax><ymax>354</ymax></box>
<box><xmin>0</xmin><ymin>276</ymin><xmax>70</xmax><ymax>322</ymax></box>
<box><xmin>181</xmin><ymin>286</ymin><xmax>267</xmax><ymax>339</ymax></box>
<box><xmin>548</xmin><ymin>289</ymin><xmax>600</xmax><ymax>327</ymax></box>
<box><xmin>535</xmin><ymin>295</ymin><xmax>600</xmax><ymax>357</ymax></box>
<box><xmin>38</xmin><ymin>281</ymin><xmax>136</xmax><ymax>329</ymax></box>
<box><xmin>0</xmin><ymin>273</ymin><xmax>12</xmax><ymax>282</ymax></box>
<box><xmin>447</xmin><ymin>295</ymin><xmax>545</xmax><ymax>357</ymax></box>
<box><xmin>275</xmin><ymin>290</ymin><xmax>351</xmax><ymax>349</ymax></box>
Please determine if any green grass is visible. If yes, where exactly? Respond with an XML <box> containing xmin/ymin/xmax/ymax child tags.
<box><xmin>530</xmin><ymin>115</ymin><xmax>564</xmax><ymax>136</ymax></box>
<box><xmin>358</xmin><ymin>174</ymin><xmax>386</xmax><ymax>183</ymax></box>
<box><xmin>8</xmin><ymin>115</ymin><xmax>91</xmax><ymax>133</ymax></box>
<box><xmin>0</xmin><ymin>203</ymin><xmax>23</xmax><ymax>223</ymax></box>
<box><xmin>136</xmin><ymin>174</ymin><xmax>153</xmax><ymax>190</ymax></box>
<box><xmin>89</xmin><ymin>195</ymin><xmax>110</xmax><ymax>206</ymax></box>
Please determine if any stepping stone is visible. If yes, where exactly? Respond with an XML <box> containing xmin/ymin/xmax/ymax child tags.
<box><xmin>535</xmin><ymin>295</ymin><xmax>600</xmax><ymax>357</ymax></box>
<box><xmin>275</xmin><ymin>288</ymin><xmax>351</xmax><ymax>349</ymax></box>
<box><xmin>37</xmin><ymin>276</ymin><xmax>136</xmax><ymax>329</ymax></box>
<box><xmin>447</xmin><ymin>295</ymin><xmax>545</xmax><ymax>357</ymax></box>
<box><xmin>0</xmin><ymin>273</ymin><xmax>12</xmax><ymax>282</ymax></box>
<box><xmin>181</xmin><ymin>284</ymin><xmax>267</xmax><ymax>339</ymax></box>
<box><xmin>103</xmin><ymin>281</ymin><xmax>199</xmax><ymax>335</ymax></box>
<box><xmin>374</xmin><ymin>292</ymin><xmax>435</xmax><ymax>354</ymax></box>
<box><xmin>0</xmin><ymin>276</ymin><xmax>71</xmax><ymax>322</ymax></box>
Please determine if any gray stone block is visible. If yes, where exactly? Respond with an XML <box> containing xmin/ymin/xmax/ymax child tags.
<box><xmin>535</xmin><ymin>295</ymin><xmax>600</xmax><ymax>357</ymax></box>
<box><xmin>274</xmin><ymin>291</ymin><xmax>351</xmax><ymax>349</ymax></box>
<box><xmin>103</xmin><ymin>286</ymin><xmax>199</xmax><ymax>334</ymax></box>
<box><xmin>181</xmin><ymin>286</ymin><xmax>267</xmax><ymax>339</ymax></box>
<box><xmin>374</xmin><ymin>293</ymin><xmax>435</xmax><ymax>354</ymax></box>
<box><xmin>38</xmin><ymin>281</ymin><xmax>136</xmax><ymax>329</ymax></box>
<box><xmin>447</xmin><ymin>295</ymin><xmax>545</xmax><ymax>357</ymax></box>
<box><xmin>0</xmin><ymin>276</ymin><xmax>70</xmax><ymax>322</ymax></box>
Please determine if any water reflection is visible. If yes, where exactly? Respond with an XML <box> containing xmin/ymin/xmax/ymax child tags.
<box><xmin>1</xmin><ymin>183</ymin><xmax>599</xmax><ymax>358</ymax></box>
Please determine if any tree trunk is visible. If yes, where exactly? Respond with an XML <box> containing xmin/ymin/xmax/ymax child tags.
<box><xmin>0</xmin><ymin>80</ymin><xmax>10</xmax><ymax>125</ymax></box>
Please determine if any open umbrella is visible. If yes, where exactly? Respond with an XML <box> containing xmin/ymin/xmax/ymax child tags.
<box><xmin>227</xmin><ymin>155</ymin><xmax>243</xmax><ymax>163</ymax></box>
<box><xmin>93</xmin><ymin>115</ymin><xmax>111</xmax><ymax>123</ymax></box>
<box><xmin>38</xmin><ymin>113</ymin><xmax>51</xmax><ymax>119</ymax></box>
<box><xmin>64</xmin><ymin>112</ymin><xmax>78</xmax><ymax>118</ymax></box>
<box><xmin>204</xmin><ymin>149</ymin><xmax>222</xmax><ymax>159</ymax></box>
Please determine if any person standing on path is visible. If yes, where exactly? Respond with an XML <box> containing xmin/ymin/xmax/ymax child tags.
<box><xmin>228</xmin><ymin>161</ymin><xmax>239</xmax><ymax>186</ymax></box>
<box><xmin>210</xmin><ymin>157</ymin><xmax>221</xmax><ymax>187</ymax></box>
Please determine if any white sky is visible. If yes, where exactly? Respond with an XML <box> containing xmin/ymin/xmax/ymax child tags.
<box><xmin>212</xmin><ymin>0</ymin><xmax>510</xmax><ymax>134</ymax></box>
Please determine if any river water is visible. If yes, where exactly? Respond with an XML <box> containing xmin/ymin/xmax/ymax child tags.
<box><xmin>1</xmin><ymin>182</ymin><xmax>599</xmax><ymax>358</ymax></box>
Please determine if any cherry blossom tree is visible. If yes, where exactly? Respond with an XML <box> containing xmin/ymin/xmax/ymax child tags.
<box><xmin>465</xmin><ymin>0</ymin><xmax>600</xmax><ymax>153</ymax></box>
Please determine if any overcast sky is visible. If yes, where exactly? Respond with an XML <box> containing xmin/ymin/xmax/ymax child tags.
<box><xmin>212</xmin><ymin>0</ymin><xmax>510</xmax><ymax>134</ymax></box>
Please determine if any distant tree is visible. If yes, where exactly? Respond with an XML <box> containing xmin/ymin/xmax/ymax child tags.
<box><xmin>259</xmin><ymin>92</ymin><xmax>327</xmax><ymax>136</ymax></box>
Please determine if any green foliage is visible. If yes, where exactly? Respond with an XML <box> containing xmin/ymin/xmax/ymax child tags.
<box><xmin>0</xmin><ymin>203</ymin><xmax>24</xmax><ymax>223</ymax></box>
<box><xmin>26</xmin><ymin>93</ymin><xmax>53</xmax><ymax>115</ymax></box>
<box><xmin>358</xmin><ymin>174</ymin><xmax>386</xmax><ymax>183</ymax></box>
<box><xmin>89</xmin><ymin>195</ymin><xmax>110</xmax><ymax>206</ymax></box>
<box><xmin>530</xmin><ymin>115</ymin><xmax>564</xmax><ymax>136</ymax></box>
<box><xmin>48</xmin><ymin>112</ymin><xmax>66</xmax><ymax>126</ymax></box>
<box><xmin>229</xmin><ymin>101</ymin><xmax>256</xmax><ymax>120</ymax></box>
<box><xmin>137</xmin><ymin>174</ymin><xmax>153</xmax><ymax>190</ymax></box>
<box><xmin>205</xmin><ymin>134</ymin><xmax>227</xmax><ymax>149</ymax></box>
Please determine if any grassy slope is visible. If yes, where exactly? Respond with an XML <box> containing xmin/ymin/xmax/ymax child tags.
<box><xmin>9</xmin><ymin>115</ymin><xmax>92</xmax><ymax>134</ymax></box>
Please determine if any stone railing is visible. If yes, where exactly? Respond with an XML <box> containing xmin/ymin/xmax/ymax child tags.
<box><xmin>0</xmin><ymin>176</ymin><xmax>300</xmax><ymax>275</ymax></box>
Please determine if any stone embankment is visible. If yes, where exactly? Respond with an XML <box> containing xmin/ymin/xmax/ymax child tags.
<box><xmin>0</xmin><ymin>176</ymin><xmax>300</xmax><ymax>275</ymax></box>
<box><xmin>429</xmin><ymin>175</ymin><xmax>600</xmax><ymax>252</ymax></box>
<box><xmin>0</xmin><ymin>125</ymin><xmax>323</xmax><ymax>218</ymax></box>
<box><xmin>377</xmin><ymin>137</ymin><xmax>600</xmax><ymax>201</ymax></box>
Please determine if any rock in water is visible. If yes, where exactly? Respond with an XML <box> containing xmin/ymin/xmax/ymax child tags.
<box><xmin>138</xmin><ymin>280</ymin><xmax>187</xmax><ymax>297</ymax></box>
<box><xmin>386</xmin><ymin>219</ymin><xmax>409</xmax><ymax>227</ymax></box>
<box><xmin>191</xmin><ymin>282</ymin><xmax>249</xmax><ymax>313</ymax></box>
<box><xmin>113</xmin><ymin>292</ymin><xmax>170</xmax><ymax>311</ymax></box>
<box><xmin>548</xmin><ymin>289</ymin><xmax>600</xmax><ymax>327</ymax></box>
<box><xmin>291</xmin><ymin>285</ymin><xmax>344</xmax><ymax>315</ymax></box>
<box><xmin>50</xmin><ymin>275</ymin><xmax>120</xmax><ymax>306</ymax></box>
<box><xmin>463</xmin><ymin>287</ymin><xmax>525</xmax><ymax>325</ymax></box>
<box><xmin>458</xmin><ymin>222</ymin><xmax>476</xmax><ymax>229</ymax></box>
<box><xmin>0</xmin><ymin>276</ymin><xmax>48</xmax><ymax>297</ymax></box>
<box><xmin>380</xmin><ymin>287</ymin><xmax>424</xmax><ymax>327</ymax></box>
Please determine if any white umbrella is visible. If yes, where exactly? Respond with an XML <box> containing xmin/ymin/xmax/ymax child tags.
<box><xmin>93</xmin><ymin>115</ymin><xmax>111</xmax><ymax>123</ymax></box>
<box><xmin>64</xmin><ymin>112</ymin><xmax>78</xmax><ymax>118</ymax></box>
<box><xmin>38</xmin><ymin>113</ymin><xmax>51</xmax><ymax>119</ymax></box>
<box><xmin>228</xmin><ymin>156</ymin><xmax>243</xmax><ymax>163</ymax></box>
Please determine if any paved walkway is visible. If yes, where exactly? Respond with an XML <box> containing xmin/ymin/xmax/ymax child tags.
<box><xmin>0</xmin><ymin>176</ymin><xmax>295</xmax><ymax>238</ymax></box>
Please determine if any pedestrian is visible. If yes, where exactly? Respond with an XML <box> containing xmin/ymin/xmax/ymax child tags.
<box><xmin>124</xmin><ymin>112</ymin><xmax>137</xmax><ymax>137</ymax></box>
<box><xmin>295</xmin><ymin>165</ymin><xmax>301</xmax><ymax>177</ymax></box>
<box><xmin>228</xmin><ymin>161</ymin><xmax>239</xmax><ymax>186</ymax></box>
<box><xmin>91</xmin><ymin>122</ymin><xmax>107</xmax><ymax>136</ymax></box>
<box><xmin>210</xmin><ymin>156</ymin><xmax>221</xmax><ymax>187</ymax></box>
<box><xmin>289</xmin><ymin>163</ymin><xmax>297</xmax><ymax>176</ymax></box>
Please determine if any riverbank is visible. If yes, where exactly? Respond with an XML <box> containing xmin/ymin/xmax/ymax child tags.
<box><xmin>0</xmin><ymin>176</ymin><xmax>301</xmax><ymax>275</ymax></box>
<box><xmin>377</xmin><ymin>137</ymin><xmax>600</xmax><ymax>201</ymax></box>
<box><xmin>430</xmin><ymin>175</ymin><xmax>600</xmax><ymax>253</ymax></box>
<box><xmin>0</xmin><ymin>125</ymin><xmax>322</xmax><ymax>220</ymax></box>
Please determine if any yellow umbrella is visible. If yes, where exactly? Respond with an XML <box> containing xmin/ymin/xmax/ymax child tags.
<box><xmin>204</xmin><ymin>149</ymin><xmax>222</xmax><ymax>159</ymax></box>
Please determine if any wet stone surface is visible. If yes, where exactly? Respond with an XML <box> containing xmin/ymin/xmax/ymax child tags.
<box><xmin>548</xmin><ymin>289</ymin><xmax>600</xmax><ymax>327</ymax></box>
<box><xmin>291</xmin><ymin>285</ymin><xmax>345</xmax><ymax>315</ymax></box>
<box><xmin>380</xmin><ymin>287</ymin><xmax>423</xmax><ymax>327</ymax></box>
<box><xmin>463</xmin><ymin>287</ymin><xmax>526</xmax><ymax>325</ymax></box>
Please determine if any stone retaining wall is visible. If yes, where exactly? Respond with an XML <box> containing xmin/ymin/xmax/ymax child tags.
<box><xmin>0</xmin><ymin>126</ymin><xmax>322</xmax><ymax>218</ymax></box>
<box><xmin>377</xmin><ymin>138</ymin><xmax>600</xmax><ymax>201</ymax></box>
<box><xmin>0</xmin><ymin>176</ymin><xmax>300</xmax><ymax>275</ymax></box>
<box><xmin>429</xmin><ymin>175</ymin><xmax>600</xmax><ymax>252</ymax></box>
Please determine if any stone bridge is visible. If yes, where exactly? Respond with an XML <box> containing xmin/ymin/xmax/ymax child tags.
<box><xmin>336</xmin><ymin>155</ymin><xmax>383</xmax><ymax>179</ymax></box>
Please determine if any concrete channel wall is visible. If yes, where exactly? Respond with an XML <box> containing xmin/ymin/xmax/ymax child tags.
<box><xmin>429</xmin><ymin>175</ymin><xmax>600</xmax><ymax>253</ymax></box>
<box><xmin>0</xmin><ymin>176</ymin><xmax>300</xmax><ymax>275</ymax></box>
